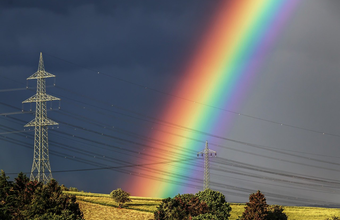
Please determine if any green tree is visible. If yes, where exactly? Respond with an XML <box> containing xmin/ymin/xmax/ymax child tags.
<box><xmin>196</xmin><ymin>189</ymin><xmax>232</xmax><ymax>220</ymax></box>
<box><xmin>110</xmin><ymin>188</ymin><xmax>131</xmax><ymax>208</ymax></box>
<box><xmin>267</xmin><ymin>205</ymin><xmax>287</xmax><ymax>220</ymax></box>
<box><xmin>154</xmin><ymin>189</ymin><xmax>231</xmax><ymax>220</ymax></box>
<box><xmin>0</xmin><ymin>171</ymin><xmax>83</xmax><ymax>219</ymax></box>
<box><xmin>192</xmin><ymin>213</ymin><xmax>220</xmax><ymax>220</ymax></box>
<box><xmin>0</xmin><ymin>170</ymin><xmax>12</xmax><ymax>220</ymax></box>
<box><xmin>27</xmin><ymin>179</ymin><xmax>83</xmax><ymax>219</ymax></box>
<box><xmin>154</xmin><ymin>194</ymin><xmax>209</xmax><ymax>220</ymax></box>
<box><xmin>240</xmin><ymin>190</ymin><xmax>268</xmax><ymax>220</ymax></box>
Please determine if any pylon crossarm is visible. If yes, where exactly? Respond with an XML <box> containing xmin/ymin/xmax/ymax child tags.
<box><xmin>22</xmin><ymin>94</ymin><xmax>60</xmax><ymax>103</ymax></box>
<box><xmin>27</xmin><ymin>71</ymin><xmax>55</xmax><ymax>80</ymax></box>
<box><xmin>24</xmin><ymin>118</ymin><xmax>58</xmax><ymax>127</ymax></box>
<box><xmin>197</xmin><ymin>149</ymin><xmax>216</xmax><ymax>155</ymax></box>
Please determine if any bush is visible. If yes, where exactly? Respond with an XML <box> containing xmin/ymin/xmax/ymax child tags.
<box><xmin>0</xmin><ymin>170</ymin><xmax>83</xmax><ymax>220</ymax></box>
<box><xmin>68</xmin><ymin>187</ymin><xmax>79</xmax><ymax>192</ymax></box>
<box><xmin>60</xmin><ymin>184</ymin><xmax>68</xmax><ymax>191</ymax></box>
<box><xmin>267</xmin><ymin>205</ymin><xmax>287</xmax><ymax>220</ymax></box>
<box><xmin>196</xmin><ymin>189</ymin><xmax>232</xmax><ymax>220</ymax></box>
<box><xmin>240</xmin><ymin>190</ymin><xmax>268</xmax><ymax>220</ymax></box>
<box><xmin>154</xmin><ymin>189</ymin><xmax>231</xmax><ymax>220</ymax></box>
<box><xmin>110</xmin><ymin>188</ymin><xmax>131</xmax><ymax>208</ymax></box>
<box><xmin>192</xmin><ymin>213</ymin><xmax>219</xmax><ymax>220</ymax></box>
<box><xmin>154</xmin><ymin>194</ymin><xmax>209</xmax><ymax>220</ymax></box>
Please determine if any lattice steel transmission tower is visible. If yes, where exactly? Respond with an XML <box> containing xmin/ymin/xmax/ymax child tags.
<box><xmin>197</xmin><ymin>141</ymin><xmax>216</xmax><ymax>190</ymax></box>
<box><xmin>22</xmin><ymin>52</ymin><xmax>60</xmax><ymax>184</ymax></box>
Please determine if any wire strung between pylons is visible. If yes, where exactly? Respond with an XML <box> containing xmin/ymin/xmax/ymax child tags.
<box><xmin>2</xmin><ymin>117</ymin><xmax>338</xmax><ymax>187</ymax></box>
<box><xmin>2</xmin><ymin>121</ymin><xmax>340</xmax><ymax>189</ymax></box>
<box><xmin>3</xmin><ymin>100</ymin><xmax>340</xmax><ymax>197</ymax></box>
<box><xmin>40</xmin><ymin>52</ymin><xmax>340</xmax><ymax>139</ymax></box>
<box><xmin>1</xmin><ymin>124</ymin><xmax>338</xmax><ymax>206</ymax></box>
<box><xmin>1</xmin><ymin>74</ymin><xmax>340</xmax><ymax>162</ymax></box>
<box><xmin>0</xmin><ymin>72</ymin><xmax>340</xmax><ymax>206</ymax></box>
<box><xmin>3</xmin><ymin>100</ymin><xmax>340</xmax><ymax>173</ymax></box>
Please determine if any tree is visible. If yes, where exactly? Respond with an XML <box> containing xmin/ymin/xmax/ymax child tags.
<box><xmin>192</xmin><ymin>213</ymin><xmax>220</xmax><ymax>220</ymax></box>
<box><xmin>0</xmin><ymin>171</ymin><xmax>83</xmax><ymax>219</ymax></box>
<box><xmin>110</xmin><ymin>188</ymin><xmax>131</xmax><ymax>208</ymax></box>
<box><xmin>0</xmin><ymin>170</ymin><xmax>12</xmax><ymax>220</ymax></box>
<box><xmin>154</xmin><ymin>194</ymin><xmax>209</xmax><ymax>220</ymax></box>
<box><xmin>196</xmin><ymin>189</ymin><xmax>232</xmax><ymax>220</ymax></box>
<box><xmin>240</xmin><ymin>190</ymin><xmax>268</xmax><ymax>220</ymax></box>
<box><xmin>27</xmin><ymin>179</ymin><xmax>83</xmax><ymax>219</ymax></box>
<box><xmin>267</xmin><ymin>205</ymin><xmax>287</xmax><ymax>220</ymax></box>
<box><xmin>154</xmin><ymin>189</ymin><xmax>231</xmax><ymax>220</ymax></box>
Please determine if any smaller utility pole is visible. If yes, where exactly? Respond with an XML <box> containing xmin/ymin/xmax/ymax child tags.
<box><xmin>197</xmin><ymin>141</ymin><xmax>216</xmax><ymax>190</ymax></box>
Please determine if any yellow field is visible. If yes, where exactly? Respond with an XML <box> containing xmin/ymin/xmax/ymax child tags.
<box><xmin>78</xmin><ymin>200</ymin><xmax>153</xmax><ymax>220</ymax></box>
<box><xmin>76</xmin><ymin>196</ymin><xmax>160</xmax><ymax>212</ymax></box>
<box><xmin>65</xmin><ymin>191</ymin><xmax>340</xmax><ymax>220</ymax></box>
<box><xmin>229</xmin><ymin>204</ymin><xmax>340</xmax><ymax>220</ymax></box>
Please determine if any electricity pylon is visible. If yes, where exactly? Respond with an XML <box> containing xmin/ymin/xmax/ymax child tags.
<box><xmin>197</xmin><ymin>141</ymin><xmax>216</xmax><ymax>190</ymax></box>
<box><xmin>22</xmin><ymin>52</ymin><xmax>60</xmax><ymax>184</ymax></box>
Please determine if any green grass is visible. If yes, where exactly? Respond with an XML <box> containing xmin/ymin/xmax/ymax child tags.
<box><xmin>64</xmin><ymin>191</ymin><xmax>340</xmax><ymax>220</ymax></box>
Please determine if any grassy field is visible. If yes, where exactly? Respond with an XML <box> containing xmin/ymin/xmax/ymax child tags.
<box><xmin>77</xmin><ymin>200</ymin><xmax>154</xmax><ymax>220</ymax></box>
<box><xmin>64</xmin><ymin>191</ymin><xmax>340</xmax><ymax>220</ymax></box>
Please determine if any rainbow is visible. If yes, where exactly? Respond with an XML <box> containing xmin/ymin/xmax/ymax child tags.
<box><xmin>127</xmin><ymin>0</ymin><xmax>300</xmax><ymax>198</ymax></box>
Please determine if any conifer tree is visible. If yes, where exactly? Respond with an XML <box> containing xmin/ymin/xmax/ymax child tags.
<box><xmin>240</xmin><ymin>190</ymin><xmax>268</xmax><ymax>220</ymax></box>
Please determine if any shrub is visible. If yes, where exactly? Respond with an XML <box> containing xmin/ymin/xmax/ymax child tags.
<box><xmin>196</xmin><ymin>189</ymin><xmax>232</xmax><ymax>220</ymax></box>
<box><xmin>110</xmin><ymin>188</ymin><xmax>131</xmax><ymax>208</ymax></box>
<box><xmin>240</xmin><ymin>190</ymin><xmax>268</xmax><ymax>220</ymax></box>
<box><xmin>68</xmin><ymin>187</ymin><xmax>79</xmax><ymax>192</ymax></box>
<box><xmin>154</xmin><ymin>189</ymin><xmax>231</xmax><ymax>220</ymax></box>
<box><xmin>60</xmin><ymin>184</ymin><xmax>68</xmax><ymax>191</ymax></box>
<box><xmin>192</xmin><ymin>213</ymin><xmax>219</xmax><ymax>220</ymax></box>
<box><xmin>154</xmin><ymin>194</ymin><xmax>209</xmax><ymax>220</ymax></box>
<box><xmin>267</xmin><ymin>205</ymin><xmax>287</xmax><ymax>220</ymax></box>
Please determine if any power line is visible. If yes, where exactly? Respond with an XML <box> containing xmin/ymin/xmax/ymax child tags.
<box><xmin>1</xmin><ymin>126</ymin><xmax>339</xmax><ymax>206</ymax></box>
<box><xmin>0</xmin><ymin>111</ymin><xmax>34</xmax><ymax>116</ymax></box>
<box><xmin>3</xmin><ymin>120</ymin><xmax>340</xmax><ymax>190</ymax></box>
<box><xmin>2</xmin><ymin>74</ymin><xmax>339</xmax><ymax>162</ymax></box>
<box><xmin>43</xmin><ymin>52</ymin><xmax>340</xmax><ymax>139</ymax></box>
<box><xmin>4</xmin><ymin>98</ymin><xmax>340</xmax><ymax>173</ymax></box>
<box><xmin>2</xmin><ymin>69</ymin><xmax>340</xmax><ymax>205</ymax></box>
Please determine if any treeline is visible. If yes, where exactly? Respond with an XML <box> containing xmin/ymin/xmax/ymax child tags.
<box><xmin>2</xmin><ymin>170</ymin><xmax>339</xmax><ymax>220</ymax></box>
<box><xmin>154</xmin><ymin>189</ymin><xmax>287</xmax><ymax>220</ymax></box>
<box><xmin>0</xmin><ymin>170</ymin><xmax>83</xmax><ymax>220</ymax></box>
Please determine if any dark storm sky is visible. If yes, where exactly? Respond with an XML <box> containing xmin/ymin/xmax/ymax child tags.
<box><xmin>1</xmin><ymin>0</ymin><xmax>340</xmax><ymax>206</ymax></box>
